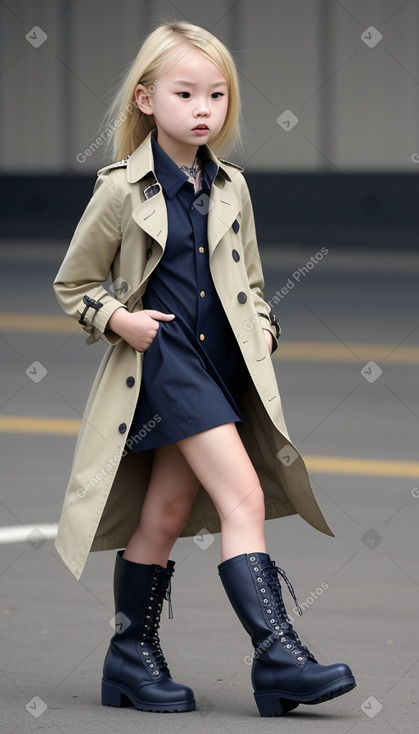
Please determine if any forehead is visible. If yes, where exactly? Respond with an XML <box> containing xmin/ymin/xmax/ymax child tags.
<box><xmin>161</xmin><ymin>44</ymin><xmax>226</xmax><ymax>83</ymax></box>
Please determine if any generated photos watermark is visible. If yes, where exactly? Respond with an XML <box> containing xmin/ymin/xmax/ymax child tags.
<box><xmin>76</xmin><ymin>81</ymin><xmax>161</xmax><ymax>164</ymax></box>
<box><xmin>244</xmin><ymin>247</ymin><xmax>328</xmax><ymax>332</ymax></box>
<box><xmin>244</xmin><ymin>582</ymin><xmax>329</xmax><ymax>664</ymax></box>
<box><xmin>76</xmin><ymin>415</ymin><xmax>161</xmax><ymax>498</ymax></box>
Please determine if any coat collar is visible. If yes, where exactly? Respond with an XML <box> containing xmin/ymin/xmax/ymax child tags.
<box><xmin>128</xmin><ymin>130</ymin><xmax>242</xmax><ymax>262</ymax></box>
<box><xmin>126</xmin><ymin>130</ymin><xmax>239</xmax><ymax>185</ymax></box>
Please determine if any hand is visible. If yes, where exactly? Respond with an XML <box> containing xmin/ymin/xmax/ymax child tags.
<box><xmin>262</xmin><ymin>328</ymin><xmax>274</xmax><ymax>355</ymax></box>
<box><xmin>108</xmin><ymin>307</ymin><xmax>175</xmax><ymax>352</ymax></box>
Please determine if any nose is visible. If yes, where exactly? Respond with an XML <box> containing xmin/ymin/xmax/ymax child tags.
<box><xmin>193</xmin><ymin>98</ymin><xmax>210</xmax><ymax>117</ymax></box>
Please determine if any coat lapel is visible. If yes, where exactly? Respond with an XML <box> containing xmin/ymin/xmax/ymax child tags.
<box><xmin>127</xmin><ymin>130</ymin><xmax>240</xmax><ymax>260</ymax></box>
<box><xmin>131</xmin><ymin>192</ymin><xmax>167</xmax><ymax>251</ymax></box>
<box><xmin>207</xmin><ymin>180</ymin><xmax>241</xmax><ymax>259</ymax></box>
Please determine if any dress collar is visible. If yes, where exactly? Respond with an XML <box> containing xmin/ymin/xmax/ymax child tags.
<box><xmin>125</xmin><ymin>130</ymin><xmax>240</xmax><ymax>186</ymax></box>
<box><xmin>151</xmin><ymin>133</ymin><xmax>217</xmax><ymax>199</ymax></box>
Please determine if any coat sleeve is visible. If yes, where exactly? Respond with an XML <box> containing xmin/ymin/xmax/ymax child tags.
<box><xmin>239</xmin><ymin>177</ymin><xmax>280</xmax><ymax>353</ymax></box>
<box><xmin>53</xmin><ymin>174</ymin><xmax>127</xmax><ymax>345</ymax></box>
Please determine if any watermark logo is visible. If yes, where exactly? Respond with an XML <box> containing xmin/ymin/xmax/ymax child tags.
<box><xmin>361</xmin><ymin>695</ymin><xmax>382</xmax><ymax>717</ymax></box>
<box><xmin>110</xmin><ymin>278</ymin><xmax>131</xmax><ymax>298</ymax></box>
<box><xmin>361</xmin><ymin>528</ymin><xmax>382</xmax><ymax>550</ymax></box>
<box><xmin>361</xmin><ymin>361</ymin><xmax>382</xmax><ymax>383</ymax></box>
<box><xmin>276</xmin><ymin>110</ymin><xmax>299</xmax><ymax>132</ymax></box>
<box><xmin>26</xmin><ymin>528</ymin><xmax>48</xmax><ymax>550</ymax></box>
<box><xmin>26</xmin><ymin>696</ymin><xmax>47</xmax><ymax>718</ymax></box>
<box><xmin>193</xmin><ymin>528</ymin><xmax>215</xmax><ymax>550</ymax></box>
<box><xmin>361</xmin><ymin>26</ymin><xmax>383</xmax><ymax>48</ymax></box>
<box><xmin>192</xmin><ymin>193</ymin><xmax>214</xmax><ymax>215</ymax></box>
<box><xmin>26</xmin><ymin>361</ymin><xmax>48</xmax><ymax>383</ymax></box>
<box><xmin>110</xmin><ymin>612</ymin><xmax>131</xmax><ymax>634</ymax></box>
<box><xmin>26</xmin><ymin>27</ymin><xmax>47</xmax><ymax>48</ymax></box>
<box><xmin>277</xmin><ymin>445</ymin><xmax>299</xmax><ymax>467</ymax></box>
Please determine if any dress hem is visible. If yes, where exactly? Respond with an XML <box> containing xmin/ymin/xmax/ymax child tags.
<box><xmin>127</xmin><ymin>414</ymin><xmax>242</xmax><ymax>453</ymax></box>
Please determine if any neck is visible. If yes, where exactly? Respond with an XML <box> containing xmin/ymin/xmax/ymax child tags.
<box><xmin>155</xmin><ymin>130</ymin><xmax>199</xmax><ymax>169</ymax></box>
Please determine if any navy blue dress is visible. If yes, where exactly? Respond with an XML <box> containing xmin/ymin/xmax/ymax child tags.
<box><xmin>126</xmin><ymin>136</ymin><xmax>246</xmax><ymax>452</ymax></box>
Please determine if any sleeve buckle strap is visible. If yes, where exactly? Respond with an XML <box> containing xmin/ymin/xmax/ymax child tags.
<box><xmin>78</xmin><ymin>295</ymin><xmax>104</xmax><ymax>326</ymax></box>
<box><xmin>257</xmin><ymin>311</ymin><xmax>281</xmax><ymax>340</ymax></box>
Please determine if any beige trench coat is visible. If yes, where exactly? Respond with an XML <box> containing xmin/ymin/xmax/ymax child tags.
<box><xmin>53</xmin><ymin>131</ymin><xmax>333</xmax><ymax>579</ymax></box>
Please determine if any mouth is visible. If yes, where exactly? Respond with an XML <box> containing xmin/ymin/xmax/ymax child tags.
<box><xmin>192</xmin><ymin>124</ymin><xmax>209</xmax><ymax>131</ymax></box>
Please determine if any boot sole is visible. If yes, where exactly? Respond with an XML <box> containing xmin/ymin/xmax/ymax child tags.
<box><xmin>254</xmin><ymin>675</ymin><xmax>356</xmax><ymax>716</ymax></box>
<box><xmin>101</xmin><ymin>678</ymin><xmax>196</xmax><ymax>713</ymax></box>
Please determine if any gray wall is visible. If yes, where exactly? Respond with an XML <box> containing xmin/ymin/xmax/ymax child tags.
<box><xmin>1</xmin><ymin>0</ymin><xmax>418</xmax><ymax>173</ymax></box>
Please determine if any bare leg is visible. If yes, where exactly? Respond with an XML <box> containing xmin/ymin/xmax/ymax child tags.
<box><xmin>123</xmin><ymin>443</ymin><xmax>200</xmax><ymax>566</ymax></box>
<box><xmin>176</xmin><ymin>423</ymin><xmax>266</xmax><ymax>561</ymax></box>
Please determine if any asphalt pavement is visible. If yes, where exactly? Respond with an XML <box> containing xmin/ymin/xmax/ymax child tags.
<box><xmin>0</xmin><ymin>240</ymin><xmax>418</xmax><ymax>734</ymax></box>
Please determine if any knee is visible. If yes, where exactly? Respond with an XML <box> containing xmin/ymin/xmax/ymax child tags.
<box><xmin>227</xmin><ymin>484</ymin><xmax>266</xmax><ymax>525</ymax></box>
<box><xmin>139</xmin><ymin>503</ymin><xmax>188</xmax><ymax>543</ymax></box>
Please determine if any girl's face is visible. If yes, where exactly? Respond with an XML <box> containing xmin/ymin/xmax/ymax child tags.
<box><xmin>136</xmin><ymin>45</ymin><xmax>229</xmax><ymax>159</ymax></box>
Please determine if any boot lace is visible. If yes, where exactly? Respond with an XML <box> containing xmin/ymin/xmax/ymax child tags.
<box><xmin>262</xmin><ymin>562</ymin><xmax>316</xmax><ymax>662</ymax></box>
<box><xmin>141</xmin><ymin>566</ymin><xmax>174</xmax><ymax>674</ymax></box>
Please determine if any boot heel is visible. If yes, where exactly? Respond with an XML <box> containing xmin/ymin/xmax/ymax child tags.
<box><xmin>254</xmin><ymin>691</ymin><xmax>290</xmax><ymax>717</ymax></box>
<box><xmin>101</xmin><ymin>679</ymin><xmax>130</xmax><ymax>708</ymax></box>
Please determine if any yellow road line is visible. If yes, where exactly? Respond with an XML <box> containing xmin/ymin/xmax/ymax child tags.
<box><xmin>1</xmin><ymin>313</ymin><xmax>418</xmax><ymax>364</ymax></box>
<box><xmin>0</xmin><ymin>415</ymin><xmax>81</xmax><ymax>435</ymax></box>
<box><xmin>0</xmin><ymin>313</ymin><xmax>78</xmax><ymax>333</ymax></box>
<box><xmin>0</xmin><ymin>415</ymin><xmax>417</xmax><ymax>477</ymax></box>
<box><xmin>274</xmin><ymin>341</ymin><xmax>419</xmax><ymax>364</ymax></box>
<box><xmin>305</xmin><ymin>455</ymin><xmax>419</xmax><ymax>478</ymax></box>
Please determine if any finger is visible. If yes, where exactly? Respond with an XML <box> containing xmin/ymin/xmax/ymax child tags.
<box><xmin>145</xmin><ymin>310</ymin><xmax>175</xmax><ymax>321</ymax></box>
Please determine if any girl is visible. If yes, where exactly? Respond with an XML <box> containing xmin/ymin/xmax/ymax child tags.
<box><xmin>53</xmin><ymin>21</ymin><xmax>355</xmax><ymax>717</ymax></box>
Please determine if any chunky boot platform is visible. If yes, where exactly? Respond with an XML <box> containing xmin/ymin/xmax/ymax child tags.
<box><xmin>102</xmin><ymin>551</ymin><xmax>195</xmax><ymax>713</ymax></box>
<box><xmin>219</xmin><ymin>552</ymin><xmax>356</xmax><ymax>717</ymax></box>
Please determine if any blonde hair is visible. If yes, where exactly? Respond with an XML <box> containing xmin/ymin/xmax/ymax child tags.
<box><xmin>103</xmin><ymin>21</ymin><xmax>241</xmax><ymax>161</ymax></box>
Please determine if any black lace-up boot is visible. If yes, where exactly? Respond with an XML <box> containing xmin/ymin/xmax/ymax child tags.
<box><xmin>101</xmin><ymin>551</ymin><xmax>195</xmax><ymax>712</ymax></box>
<box><xmin>219</xmin><ymin>552</ymin><xmax>356</xmax><ymax>717</ymax></box>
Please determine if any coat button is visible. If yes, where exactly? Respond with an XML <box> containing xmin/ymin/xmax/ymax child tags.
<box><xmin>200</xmin><ymin>290</ymin><xmax>205</xmax><ymax>298</ymax></box>
<box><xmin>198</xmin><ymin>246</ymin><xmax>205</xmax><ymax>253</ymax></box>
<box><xmin>199</xmin><ymin>333</ymin><xmax>205</xmax><ymax>341</ymax></box>
<box><xmin>237</xmin><ymin>291</ymin><xmax>247</xmax><ymax>304</ymax></box>
<box><xmin>118</xmin><ymin>423</ymin><xmax>127</xmax><ymax>434</ymax></box>
<box><xmin>232</xmin><ymin>219</ymin><xmax>240</xmax><ymax>233</ymax></box>
<box><xmin>146</xmin><ymin>247</ymin><xmax>153</xmax><ymax>260</ymax></box>
<box><xmin>126</xmin><ymin>376</ymin><xmax>135</xmax><ymax>388</ymax></box>
<box><xmin>232</xmin><ymin>249</ymin><xmax>240</xmax><ymax>262</ymax></box>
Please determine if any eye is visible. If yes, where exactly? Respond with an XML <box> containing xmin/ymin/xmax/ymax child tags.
<box><xmin>211</xmin><ymin>92</ymin><xmax>225</xmax><ymax>99</ymax></box>
<box><xmin>177</xmin><ymin>92</ymin><xmax>191</xmax><ymax>99</ymax></box>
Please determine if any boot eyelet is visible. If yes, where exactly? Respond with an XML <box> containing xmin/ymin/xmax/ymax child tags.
<box><xmin>286</xmin><ymin>644</ymin><xmax>292</xmax><ymax>649</ymax></box>
<box><xmin>257</xmin><ymin>577</ymin><xmax>263</xmax><ymax>583</ymax></box>
<box><xmin>249</xmin><ymin>556</ymin><xmax>256</xmax><ymax>562</ymax></box>
<box><xmin>260</xmin><ymin>588</ymin><xmax>266</xmax><ymax>593</ymax></box>
<box><xmin>150</xmin><ymin>664</ymin><xmax>154</xmax><ymax>668</ymax></box>
<box><xmin>263</xmin><ymin>599</ymin><xmax>268</xmax><ymax>604</ymax></box>
<box><xmin>253</xmin><ymin>566</ymin><xmax>259</xmax><ymax>572</ymax></box>
<box><xmin>275</xmin><ymin>626</ymin><xmax>280</xmax><ymax>630</ymax></box>
<box><xmin>266</xmin><ymin>609</ymin><xmax>272</xmax><ymax>614</ymax></box>
<box><xmin>270</xmin><ymin>619</ymin><xmax>275</xmax><ymax>624</ymax></box>
<box><xmin>297</xmin><ymin>656</ymin><xmax>304</xmax><ymax>662</ymax></box>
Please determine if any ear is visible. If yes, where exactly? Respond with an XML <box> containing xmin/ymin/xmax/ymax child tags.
<box><xmin>135</xmin><ymin>84</ymin><xmax>153</xmax><ymax>115</ymax></box>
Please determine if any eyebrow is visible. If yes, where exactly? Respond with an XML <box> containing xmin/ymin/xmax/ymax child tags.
<box><xmin>172</xmin><ymin>79</ymin><xmax>227</xmax><ymax>87</ymax></box>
